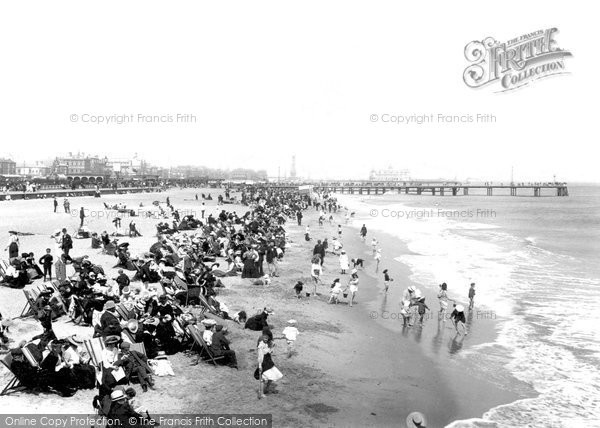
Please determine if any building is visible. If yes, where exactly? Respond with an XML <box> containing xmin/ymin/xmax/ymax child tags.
<box><xmin>369</xmin><ymin>166</ymin><xmax>411</xmax><ymax>182</ymax></box>
<box><xmin>52</xmin><ymin>152</ymin><xmax>110</xmax><ymax>183</ymax></box>
<box><xmin>229</xmin><ymin>168</ymin><xmax>268</xmax><ymax>182</ymax></box>
<box><xmin>0</xmin><ymin>158</ymin><xmax>17</xmax><ymax>175</ymax></box>
<box><xmin>16</xmin><ymin>161</ymin><xmax>51</xmax><ymax>177</ymax></box>
<box><xmin>106</xmin><ymin>154</ymin><xmax>147</xmax><ymax>177</ymax></box>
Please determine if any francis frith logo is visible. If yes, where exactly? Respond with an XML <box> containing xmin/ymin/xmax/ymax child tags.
<box><xmin>463</xmin><ymin>28</ymin><xmax>572</xmax><ymax>92</ymax></box>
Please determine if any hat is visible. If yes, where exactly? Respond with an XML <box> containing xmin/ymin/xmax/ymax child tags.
<box><xmin>104</xmin><ymin>301</ymin><xmax>116</xmax><ymax>311</ymax></box>
<box><xmin>264</xmin><ymin>307</ymin><xmax>274</xmax><ymax>315</ymax></box>
<box><xmin>408</xmin><ymin>286</ymin><xmax>415</xmax><ymax>292</ymax></box>
<box><xmin>105</xmin><ymin>335</ymin><xmax>120</xmax><ymax>345</ymax></box>
<box><xmin>162</xmin><ymin>314</ymin><xmax>172</xmax><ymax>322</ymax></box>
<box><xmin>122</xmin><ymin>287</ymin><xmax>130</xmax><ymax>295</ymax></box>
<box><xmin>287</xmin><ymin>319</ymin><xmax>297</xmax><ymax>325</ymax></box>
<box><xmin>414</xmin><ymin>290</ymin><xmax>422</xmax><ymax>299</ymax></box>
<box><xmin>406</xmin><ymin>411</ymin><xmax>427</xmax><ymax>428</ymax></box>
<box><xmin>111</xmin><ymin>390</ymin><xmax>126</xmax><ymax>402</ymax></box>
<box><xmin>67</xmin><ymin>335</ymin><xmax>84</xmax><ymax>347</ymax></box>
<box><xmin>456</xmin><ymin>305</ymin><xmax>465</xmax><ymax>312</ymax></box>
<box><xmin>143</xmin><ymin>317</ymin><xmax>159</xmax><ymax>327</ymax></box>
<box><xmin>135</xmin><ymin>301</ymin><xmax>145</xmax><ymax>311</ymax></box>
<box><xmin>127</xmin><ymin>319</ymin><xmax>139</xmax><ymax>333</ymax></box>
<box><xmin>43</xmin><ymin>305</ymin><xmax>52</xmax><ymax>311</ymax></box>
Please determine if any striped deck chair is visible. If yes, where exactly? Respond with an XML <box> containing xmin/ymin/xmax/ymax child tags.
<box><xmin>129</xmin><ymin>342</ymin><xmax>146</xmax><ymax>357</ymax></box>
<box><xmin>115</xmin><ymin>303</ymin><xmax>134</xmax><ymax>321</ymax></box>
<box><xmin>197</xmin><ymin>294</ymin><xmax>219</xmax><ymax>316</ymax></box>
<box><xmin>187</xmin><ymin>325</ymin><xmax>224</xmax><ymax>366</ymax></box>
<box><xmin>0</xmin><ymin>353</ymin><xmax>23</xmax><ymax>396</ymax></box>
<box><xmin>84</xmin><ymin>337</ymin><xmax>106</xmax><ymax>385</ymax></box>
<box><xmin>21</xmin><ymin>344</ymin><xmax>41</xmax><ymax>369</ymax></box>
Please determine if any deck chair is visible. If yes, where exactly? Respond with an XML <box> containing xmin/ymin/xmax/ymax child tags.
<box><xmin>197</xmin><ymin>294</ymin><xmax>219</xmax><ymax>316</ymax></box>
<box><xmin>172</xmin><ymin>275</ymin><xmax>190</xmax><ymax>305</ymax></box>
<box><xmin>21</xmin><ymin>344</ymin><xmax>41</xmax><ymax>368</ymax></box>
<box><xmin>84</xmin><ymin>337</ymin><xmax>106</xmax><ymax>367</ymax></box>
<box><xmin>115</xmin><ymin>303</ymin><xmax>134</xmax><ymax>321</ymax></box>
<box><xmin>19</xmin><ymin>290</ymin><xmax>38</xmax><ymax>318</ymax></box>
<box><xmin>129</xmin><ymin>342</ymin><xmax>146</xmax><ymax>356</ymax></box>
<box><xmin>0</xmin><ymin>353</ymin><xmax>24</xmax><ymax>396</ymax></box>
<box><xmin>187</xmin><ymin>325</ymin><xmax>224</xmax><ymax>366</ymax></box>
<box><xmin>49</xmin><ymin>281</ymin><xmax>69</xmax><ymax>313</ymax></box>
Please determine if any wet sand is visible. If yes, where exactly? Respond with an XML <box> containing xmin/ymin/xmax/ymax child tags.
<box><xmin>0</xmin><ymin>189</ymin><xmax>524</xmax><ymax>427</ymax></box>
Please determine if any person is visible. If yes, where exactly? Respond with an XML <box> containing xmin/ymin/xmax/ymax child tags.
<box><xmin>129</xmin><ymin>221</ymin><xmax>142</xmax><ymax>237</ymax></box>
<box><xmin>374</xmin><ymin>248</ymin><xmax>381</xmax><ymax>273</ymax></box>
<box><xmin>351</xmin><ymin>258</ymin><xmax>364</xmax><ymax>269</ymax></box>
<box><xmin>411</xmin><ymin>297</ymin><xmax>430</xmax><ymax>325</ymax></box>
<box><xmin>281</xmin><ymin>320</ymin><xmax>299</xmax><ymax>358</ymax></box>
<box><xmin>383</xmin><ymin>269</ymin><xmax>393</xmax><ymax>292</ymax></box>
<box><xmin>115</xmin><ymin>269</ymin><xmax>130</xmax><ymax>293</ymax></box>
<box><xmin>296</xmin><ymin>210</ymin><xmax>302</xmax><ymax>226</ymax></box>
<box><xmin>210</xmin><ymin>325</ymin><xmax>238</xmax><ymax>369</ymax></box>
<box><xmin>371</xmin><ymin>238</ymin><xmax>378</xmax><ymax>256</ymax></box>
<box><xmin>55</xmin><ymin>254</ymin><xmax>67</xmax><ymax>282</ymax></box>
<box><xmin>304</xmin><ymin>225</ymin><xmax>311</xmax><ymax>241</ymax></box>
<box><xmin>39</xmin><ymin>248</ymin><xmax>54</xmax><ymax>282</ymax></box>
<box><xmin>79</xmin><ymin>207</ymin><xmax>86</xmax><ymax>227</ymax></box>
<box><xmin>60</xmin><ymin>228</ymin><xmax>73</xmax><ymax>258</ymax></box>
<box><xmin>339</xmin><ymin>251</ymin><xmax>349</xmax><ymax>274</ymax></box>
<box><xmin>53</xmin><ymin>197</ymin><xmax>58</xmax><ymax>213</ymax></box>
<box><xmin>265</xmin><ymin>242</ymin><xmax>279</xmax><ymax>277</ymax></box>
<box><xmin>399</xmin><ymin>300</ymin><xmax>411</xmax><ymax>327</ymax></box>
<box><xmin>328</xmin><ymin>278</ymin><xmax>343</xmax><ymax>304</ymax></box>
<box><xmin>468</xmin><ymin>283</ymin><xmax>476</xmax><ymax>309</ymax></box>
<box><xmin>256</xmin><ymin>334</ymin><xmax>283</xmax><ymax>397</ymax></box>
<box><xmin>99</xmin><ymin>301</ymin><xmax>122</xmax><ymax>338</ymax></box>
<box><xmin>117</xmin><ymin>342</ymin><xmax>154</xmax><ymax>392</ymax></box>
<box><xmin>348</xmin><ymin>274</ymin><xmax>359</xmax><ymax>307</ymax></box>
<box><xmin>293</xmin><ymin>281</ymin><xmax>303</xmax><ymax>299</ymax></box>
<box><xmin>5</xmin><ymin>231</ymin><xmax>19</xmax><ymax>262</ymax></box>
<box><xmin>337</xmin><ymin>224</ymin><xmax>342</xmax><ymax>238</ymax></box>
<box><xmin>360</xmin><ymin>224</ymin><xmax>367</xmax><ymax>241</ymax></box>
<box><xmin>450</xmin><ymin>304</ymin><xmax>467</xmax><ymax>335</ymax></box>
<box><xmin>438</xmin><ymin>283</ymin><xmax>449</xmax><ymax>321</ymax></box>
<box><xmin>63</xmin><ymin>198</ymin><xmax>70</xmax><ymax>214</ymax></box>
<box><xmin>310</xmin><ymin>256</ymin><xmax>322</xmax><ymax>296</ymax></box>
<box><xmin>245</xmin><ymin>308</ymin><xmax>273</xmax><ymax>331</ymax></box>
<box><xmin>106</xmin><ymin>389</ymin><xmax>143</xmax><ymax>425</ymax></box>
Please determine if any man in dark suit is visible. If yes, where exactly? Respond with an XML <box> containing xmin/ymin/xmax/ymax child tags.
<box><xmin>99</xmin><ymin>301</ymin><xmax>122</xmax><ymax>337</ymax></box>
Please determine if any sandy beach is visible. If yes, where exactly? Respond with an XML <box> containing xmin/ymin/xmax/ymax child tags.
<box><xmin>0</xmin><ymin>188</ymin><xmax>526</xmax><ymax>427</ymax></box>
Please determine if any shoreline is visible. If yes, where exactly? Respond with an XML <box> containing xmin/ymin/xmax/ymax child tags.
<box><xmin>0</xmin><ymin>188</ymin><xmax>525</xmax><ymax>427</ymax></box>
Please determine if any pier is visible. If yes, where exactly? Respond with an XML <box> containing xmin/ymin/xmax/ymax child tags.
<box><xmin>268</xmin><ymin>181</ymin><xmax>569</xmax><ymax>197</ymax></box>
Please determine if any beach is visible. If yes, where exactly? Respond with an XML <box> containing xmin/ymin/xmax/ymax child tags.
<box><xmin>1</xmin><ymin>188</ymin><xmax>531</xmax><ymax>427</ymax></box>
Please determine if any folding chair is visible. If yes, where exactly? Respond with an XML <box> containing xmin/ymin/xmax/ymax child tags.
<box><xmin>21</xmin><ymin>344</ymin><xmax>41</xmax><ymax>368</ymax></box>
<box><xmin>0</xmin><ymin>353</ymin><xmax>25</xmax><ymax>396</ymax></box>
<box><xmin>19</xmin><ymin>290</ymin><xmax>38</xmax><ymax>318</ymax></box>
<box><xmin>84</xmin><ymin>337</ymin><xmax>106</xmax><ymax>367</ymax></box>
<box><xmin>48</xmin><ymin>281</ymin><xmax>69</xmax><ymax>316</ymax></box>
<box><xmin>197</xmin><ymin>294</ymin><xmax>219</xmax><ymax>316</ymax></box>
<box><xmin>187</xmin><ymin>325</ymin><xmax>224</xmax><ymax>366</ymax></box>
<box><xmin>129</xmin><ymin>342</ymin><xmax>146</xmax><ymax>357</ymax></box>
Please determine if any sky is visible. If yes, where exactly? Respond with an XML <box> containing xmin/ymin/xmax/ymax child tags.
<box><xmin>0</xmin><ymin>1</ymin><xmax>597</xmax><ymax>182</ymax></box>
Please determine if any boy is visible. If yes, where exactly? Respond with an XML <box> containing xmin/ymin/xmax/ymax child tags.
<box><xmin>281</xmin><ymin>320</ymin><xmax>299</xmax><ymax>358</ymax></box>
<box><xmin>451</xmin><ymin>304</ymin><xmax>468</xmax><ymax>335</ymax></box>
<box><xmin>410</xmin><ymin>297</ymin><xmax>430</xmax><ymax>325</ymax></box>
<box><xmin>383</xmin><ymin>269</ymin><xmax>393</xmax><ymax>293</ymax></box>
<box><xmin>468</xmin><ymin>283</ymin><xmax>476</xmax><ymax>309</ymax></box>
<box><xmin>293</xmin><ymin>281</ymin><xmax>303</xmax><ymax>298</ymax></box>
<box><xmin>39</xmin><ymin>248</ymin><xmax>54</xmax><ymax>282</ymax></box>
<box><xmin>351</xmin><ymin>258</ymin><xmax>364</xmax><ymax>269</ymax></box>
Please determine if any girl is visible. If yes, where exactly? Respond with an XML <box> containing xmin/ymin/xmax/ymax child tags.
<box><xmin>438</xmin><ymin>282</ymin><xmax>449</xmax><ymax>322</ymax></box>
<box><xmin>257</xmin><ymin>334</ymin><xmax>283</xmax><ymax>397</ymax></box>
<box><xmin>328</xmin><ymin>278</ymin><xmax>342</xmax><ymax>304</ymax></box>
<box><xmin>339</xmin><ymin>251</ymin><xmax>349</xmax><ymax>274</ymax></box>
<box><xmin>348</xmin><ymin>274</ymin><xmax>359</xmax><ymax>307</ymax></box>
<box><xmin>383</xmin><ymin>269</ymin><xmax>393</xmax><ymax>293</ymax></box>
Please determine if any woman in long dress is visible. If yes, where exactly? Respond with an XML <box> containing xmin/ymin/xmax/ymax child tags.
<box><xmin>437</xmin><ymin>282</ymin><xmax>449</xmax><ymax>322</ymax></box>
<box><xmin>257</xmin><ymin>334</ymin><xmax>283</xmax><ymax>397</ymax></box>
<box><xmin>310</xmin><ymin>255</ymin><xmax>322</xmax><ymax>296</ymax></box>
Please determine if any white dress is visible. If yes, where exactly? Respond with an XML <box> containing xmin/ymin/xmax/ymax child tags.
<box><xmin>339</xmin><ymin>254</ymin><xmax>350</xmax><ymax>270</ymax></box>
<box><xmin>258</xmin><ymin>342</ymin><xmax>283</xmax><ymax>381</ymax></box>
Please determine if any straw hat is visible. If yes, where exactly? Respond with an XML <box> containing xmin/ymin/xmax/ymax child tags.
<box><xmin>105</xmin><ymin>335</ymin><xmax>120</xmax><ymax>345</ymax></box>
<box><xmin>406</xmin><ymin>412</ymin><xmax>427</xmax><ymax>428</ymax></box>
<box><xmin>408</xmin><ymin>286</ymin><xmax>415</xmax><ymax>292</ymax></box>
<box><xmin>287</xmin><ymin>319</ymin><xmax>297</xmax><ymax>325</ymax></box>
<box><xmin>67</xmin><ymin>335</ymin><xmax>84</xmax><ymax>347</ymax></box>
<box><xmin>456</xmin><ymin>305</ymin><xmax>465</xmax><ymax>312</ymax></box>
<box><xmin>104</xmin><ymin>301</ymin><xmax>116</xmax><ymax>311</ymax></box>
<box><xmin>111</xmin><ymin>390</ymin><xmax>126</xmax><ymax>402</ymax></box>
<box><xmin>127</xmin><ymin>319</ymin><xmax>139</xmax><ymax>333</ymax></box>
<box><xmin>264</xmin><ymin>307</ymin><xmax>274</xmax><ymax>315</ymax></box>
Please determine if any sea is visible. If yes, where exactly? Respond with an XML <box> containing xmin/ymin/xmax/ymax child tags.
<box><xmin>335</xmin><ymin>184</ymin><xmax>600</xmax><ymax>427</ymax></box>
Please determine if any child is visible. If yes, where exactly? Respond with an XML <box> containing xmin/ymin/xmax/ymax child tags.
<box><xmin>374</xmin><ymin>249</ymin><xmax>381</xmax><ymax>273</ymax></box>
<box><xmin>411</xmin><ymin>297</ymin><xmax>430</xmax><ymax>325</ymax></box>
<box><xmin>400</xmin><ymin>300</ymin><xmax>411</xmax><ymax>327</ymax></box>
<box><xmin>468</xmin><ymin>283</ymin><xmax>476</xmax><ymax>309</ymax></box>
<box><xmin>351</xmin><ymin>258</ymin><xmax>364</xmax><ymax>269</ymax></box>
<box><xmin>383</xmin><ymin>269</ymin><xmax>393</xmax><ymax>293</ymax></box>
<box><xmin>328</xmin><ymin>214</ymin><xmax>333</xmax><ymax>225</ymax></box>
<box><xmin>39</xmin><ymin>248</ymin><xmax>54</xmax><ymax>282</ymax></box>
<box><xmin>371</xmin><ymin>238</ymin><xmax>378</xmax><ymax>256</ymax></box>
<box><xmin>293</xmin><ymin>281</ymin><xmax>303</xmax><ymax>298</ymax></box>
<box><xmin>305</xmin><ymin>225</ymin><xmax>311</xmax><ymax>241</ymax></box>
<box><xmin>281</xmin><ymin>320</ymin><xmax>299</xmax><ymax>358</ymax></box>
<box><xmin>328</xmin><ymin>278</ymin><xmax>342</xmax><ymax>304</ymax></box>
<box><xmin>451</xmin><ymin>304</ymin><xmax>467</xmax><ymax>335</ymax></box>
<box><xmin>337</xmin><ymin>225</ymin><xmax>342</xmax><ymax>238</ymax></box>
